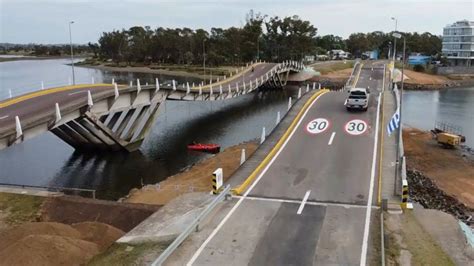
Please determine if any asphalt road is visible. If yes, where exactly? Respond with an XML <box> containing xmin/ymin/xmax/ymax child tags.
<box><xmin>0</xmin><ymin>63</ymin><xmax>277</xmax><ymax>136</ymax></box>
<box><xmin>179</xmin><ymin>61</ymin><xmax>386</xmax><ymax>265</ymax></box>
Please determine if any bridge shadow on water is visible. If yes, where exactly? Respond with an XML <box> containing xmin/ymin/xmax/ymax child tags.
<box><xmin>47</xmin><ymin>87</ymin><xmax>299</xmax><ymax>200</ymax></box>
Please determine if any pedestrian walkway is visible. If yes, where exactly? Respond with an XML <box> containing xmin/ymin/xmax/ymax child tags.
<box><xmin>380</xmin><ymin>86</ymin><xmax>402</xmax><ymax>212</ymax></box>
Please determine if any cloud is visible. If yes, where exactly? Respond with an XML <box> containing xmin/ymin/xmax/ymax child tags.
<box><xmin>1</xmin><ymin>0</ymin><xmax>472</xmax><ymax>43</ymax></box>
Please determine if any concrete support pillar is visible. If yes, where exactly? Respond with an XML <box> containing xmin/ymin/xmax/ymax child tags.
<box><xmin>319</xmin><ymin>83</ymin><xmax>321</xmax><ymax>90</ymax></box>
<box><xmin>155</xmin><ymin>78</ymin><xmax>160</xmax><ymax>92</ymax></box>
<box><xmin>288</xmin><ymin>97</ymin><xmax>292</xmax><ymax>110</ymax></box>
<box><xmin>55</xmin><ymin>103</ymin><xmax>61</xmax><ymax>123</ymax></box>
<box><xmin>41</xmin><ymin>81</ymin><xmax>45</xmax><ymax>90</ymax></box>
<box><xmin>137</xmin><ymin>79</ymin><xmax>141</xmax><ymax>93</ymax></box>
<box><xmin>172</xmin><ymin>80</ymin><xmax>176</xmax><ymax>91</ymax></box>
<box><xmin>276</xmin><ymin>111</ymin><xmax>281</xmax><ymax>125</ymax></box>
<box><xmin>260</xmin><ymin>127</ymin><xmax>266</xmax><ymax>144</ymax></box>
<box><xmin>15</xmin><ymin>116</ymin><xmax>22</xmax><ymax>138</ymax></box>
<box><xmin>114</xmin><ymin>83</ymin><xmax>119</xmax><ymax>99</ymax></box>
<box><xmin>298</xmin><ymin>87</ymin><xmax>302</xmax><ymax>99</ymax></box>
<box><xmin>130</xmin><ymin>81</ymin><xmax>133</xmax><ymax>87</ymax></box>
<box><xmin>312</xmin><ymin>82</ymin><xmax>316</xmax><ymax>90</ymax></box>
<box><xmin>87</xmin><ymin>90</ymin><xmax>93</xmax><ymax>107</ymax></box>
<box><xmin>240</xmin><ymin>148</ymin><xmax>246</xmax><ymax>165</ymax></box>
<box><xmin>112</xmin><ymin>78</ymin><xmax>115</xmax><ymax>84</ymax></box>
<box><xmin>306</xmin><ymin>84</ymin><xmax>309</xmax><ymax>92</ymax></box>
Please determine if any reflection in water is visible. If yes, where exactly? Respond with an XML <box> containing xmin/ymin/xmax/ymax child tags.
<box><xmin>403</xmin><ymin>87</ymin><xmax>474</xmax><ymax>148</ymax></box>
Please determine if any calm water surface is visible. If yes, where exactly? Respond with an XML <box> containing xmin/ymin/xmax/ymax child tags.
<box><xmin>0</xmin><ymin>59</ymin><xmax>293</xmax><ymax>199</ymax></box>
<box><xmin>403</xmin><ymin>87</ymin><xmax>474</xmax><ymax>148</ymax></box>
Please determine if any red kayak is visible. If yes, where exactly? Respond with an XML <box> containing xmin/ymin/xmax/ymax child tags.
<box><xmin>187</xmin><ymin>143</ymin><xmax>221</xmax><ymax>153</ymax></box>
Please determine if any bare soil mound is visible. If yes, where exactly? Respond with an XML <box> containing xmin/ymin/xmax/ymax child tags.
<box><xmin>72</xmin><ymin>221</ymin><xmax>125</xmax><ymax>251</ymax></box>
<box><xmin>0</xmin><ymin>234</ymin><xmax>99</xmax><ymax>266</ymax></box>
<box><xmin>40</xmin><ymin>195</ymin><xmax>160</xmax><ymax>232</ymax></box>
<box><xmin>0</xmin><ymin>222</ymin><xmax>81</xmax><ymax>251</ymax></box>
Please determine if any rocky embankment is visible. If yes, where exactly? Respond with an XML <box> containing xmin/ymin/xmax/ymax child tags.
<box><xmin>407</xmin><ymin>169</ymin><xmax>473</xmax><ymax>226</ymax></box>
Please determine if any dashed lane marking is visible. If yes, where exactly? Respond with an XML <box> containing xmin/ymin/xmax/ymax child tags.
<box><xmin>0</xmin><ymin>115</ymin><xmax>9</xmax><ymax>120</ymax></box>
<box><xmin>297</xmin><ymin>190</ymin><xmax>311</xmax><ymax>214</ymax></box>
<box><xmin>186</xmin><ymin>91</ymin><xmax>328</xmax><ymax>265</ymax></box>
<box><xmin>328</xmin><ymin>132</ymin><xmax>336</xmax><ymax>145</ymax></box>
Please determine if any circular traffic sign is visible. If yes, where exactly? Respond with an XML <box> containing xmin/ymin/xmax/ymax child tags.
<box><xmin>306</xmin><ymin>118</ymin><xmax>330</xmax><ymax>134</ymax></box>
<box><xmin>345</xmin><ymin>119</ymin><xmax>368</xmax><ymax>135</ymax></box>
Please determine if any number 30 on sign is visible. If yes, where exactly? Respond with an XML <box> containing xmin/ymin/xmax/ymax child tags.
<box><xmin>345</xmin><ymin>119</ymin><xmax>368</xmax><ymax>135</ymax></box>
<box><xmin>306</xmin><ymin>118</ymin><xmax>330</xmax><ymax>134</ymax></box>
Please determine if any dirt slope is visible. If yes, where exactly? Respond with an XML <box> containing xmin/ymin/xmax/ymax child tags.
<box><xmin>403</xmin><ymin>128</ymin><xmax>474</xmax><ymax>208</ymax></box>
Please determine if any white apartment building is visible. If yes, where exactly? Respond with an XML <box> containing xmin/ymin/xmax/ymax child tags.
<box><xmin>442</xmin><ymin>20</ymin><xmax>474</xmax><ymax>67</ymax></box>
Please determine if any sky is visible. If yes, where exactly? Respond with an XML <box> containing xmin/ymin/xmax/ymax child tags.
<box><xmin>1</xmin><ymin>0</ymin><xmax>473</xmax><ymax>44</ymax></box>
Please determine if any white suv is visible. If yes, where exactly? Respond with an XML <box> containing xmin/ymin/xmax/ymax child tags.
<box><xmin>345</xmin><ymin>88</ymin><xmax>369</xmax><ymax>111</ymax></box>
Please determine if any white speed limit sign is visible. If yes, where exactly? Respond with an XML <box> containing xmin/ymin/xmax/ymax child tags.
<box><xmin>345</xmin><ymin>119</ymin><xmax>368</xmax><ymax>135</ymax></box>
<box><xmin>306</xmin><ymin>118</ymin><xmax>330</xmax><ymax>134</ymax></box>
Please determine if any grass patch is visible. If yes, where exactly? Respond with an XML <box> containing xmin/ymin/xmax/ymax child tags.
<box><xmin>87</xmin><ymin>242</ymin><xmax>168</xmax><ymax>266</ymax></box>
<box><xmin>312</xmin><ymin>61</ymin><xmax>354</xmax><ymax>74</ymax></box>
<box><xmin>400</xmin><ymin>211</ymin><xmax>454</xmax><ymax>266</ymax></box>
<box><xmin>0</xmin><ymin>193</ymin><xmax>44</xmax><ymax>225</ymax></box>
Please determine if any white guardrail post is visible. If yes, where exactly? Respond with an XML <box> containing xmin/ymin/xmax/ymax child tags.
<box><xmin>151</xmin><ymin>184</ymin><xmax>232</xmax><ymax>266</ymax></box>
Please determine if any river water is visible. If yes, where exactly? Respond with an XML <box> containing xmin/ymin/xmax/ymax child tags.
<box><xmin>0</xmin><ymin>59</ymin><xmax>294</xmax><ymax>199</ymax></box>
<box><xmin>403</xmin><ymin>87</ymin><xmax>474</xmax><ymax>148</ymax></box>
<box><xmin>1</xmin><ymin>59</ymin><xmax>473</xmax><ymax>199</ymax></box>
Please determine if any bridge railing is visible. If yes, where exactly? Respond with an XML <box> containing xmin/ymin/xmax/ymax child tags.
<box><xmin>0</xmin><ymin>60</ymin><xmax>305</xmax><ymax>102</ymax></box>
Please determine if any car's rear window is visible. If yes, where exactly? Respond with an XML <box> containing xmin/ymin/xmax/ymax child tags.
<box><xmin>350</xmin><ymin>91</ymin><xmax>367</xmax><ymax>96</ymax></box>
<box><xmin>349</xmin><ymin>95</ymin><xmax>366</xmax><ymax>99</ymax></box>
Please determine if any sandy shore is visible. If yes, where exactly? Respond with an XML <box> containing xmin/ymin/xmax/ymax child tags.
<box><xmin>123</xmin><ymin>142</ymin><xmax>258</xmax><ymax>205</ymax></box>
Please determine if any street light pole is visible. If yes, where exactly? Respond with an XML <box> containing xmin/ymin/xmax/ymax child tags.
<box><xmin>256</xmin><ymin>35</ymin><xmax>260</xmax><ymax>61</ymax></box>
<box><xmin>391</xmin><ymin>17</ymin><xmax>398</xmax><ymax>63</ymax></box>
<box><xmin>69</xmin><ymin>21</ymin><xmax>76</xmax><ymax>85</ymax></box>
<box><xmin>203</xmin><ymin>39</ymin><xmax>206</xmax><ymax>84</ymax></box>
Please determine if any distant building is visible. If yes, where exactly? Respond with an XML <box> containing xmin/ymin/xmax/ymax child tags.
<box><xmin>408</xmin><ymin>55</ymin><xmax>431</xmax><ymax>65</ymax></box>
<box><xmin>328</xmin><ymin>50</ymin><xmax>350</xmax><ymax>60</ymax></box>
<box><xmin>362</xmin><ymin>50</ymin><xmax>379</xmax><ymax>60</ymax></box>
<box><xmin>442</xmin><ymin>20</ymin><xmax>474</xmax><ymax>67</ymax></box>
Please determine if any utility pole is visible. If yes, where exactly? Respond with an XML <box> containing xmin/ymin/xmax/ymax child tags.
<box><xmin>69</xmin><ymin>21</ymin><xmax>76</xmax><ymax>85</ymax></box>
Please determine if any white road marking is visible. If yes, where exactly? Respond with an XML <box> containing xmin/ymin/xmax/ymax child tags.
<box><xmin>0</xmin><ymin>115</ymin><xmax>9</xmax><ymax>120</ymax></box>
<box><xmin>186</xmin><ymin>92</ymin><xmax>328</xmax><ymax>266</ymax></box>
<box><xmin>297</xmin><ymin>190</ymin><xmax>311</xmax><ymax>214</ymax></box>
<box><xmin>328</xmin><ymin>132</ymin><xmax>336</xmax><ymax>145</ymax></box>
<box><xmin>359</xmin><ymin>89</ymin><xmax>382</xmax><ymax>266</ymax></box>
<box><xmin>68</xmin><ymin>91</ymin><xmax>86</xmax><ymax>96</ymax></box>
<box><xmin>234</xmin><ymin>195</ymin><xmax>379</xmax><ymax>209</ymax></box>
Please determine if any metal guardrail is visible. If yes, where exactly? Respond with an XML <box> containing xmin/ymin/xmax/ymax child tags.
<box><xmin>151</xmin><ymin>184</ymin><xmax>231</xmax><ymax>266</ymax></box>
<box><xmin>0</xmin><ymin>182</ymin><xmax>96</xmax><ymax>198</ymax></box>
